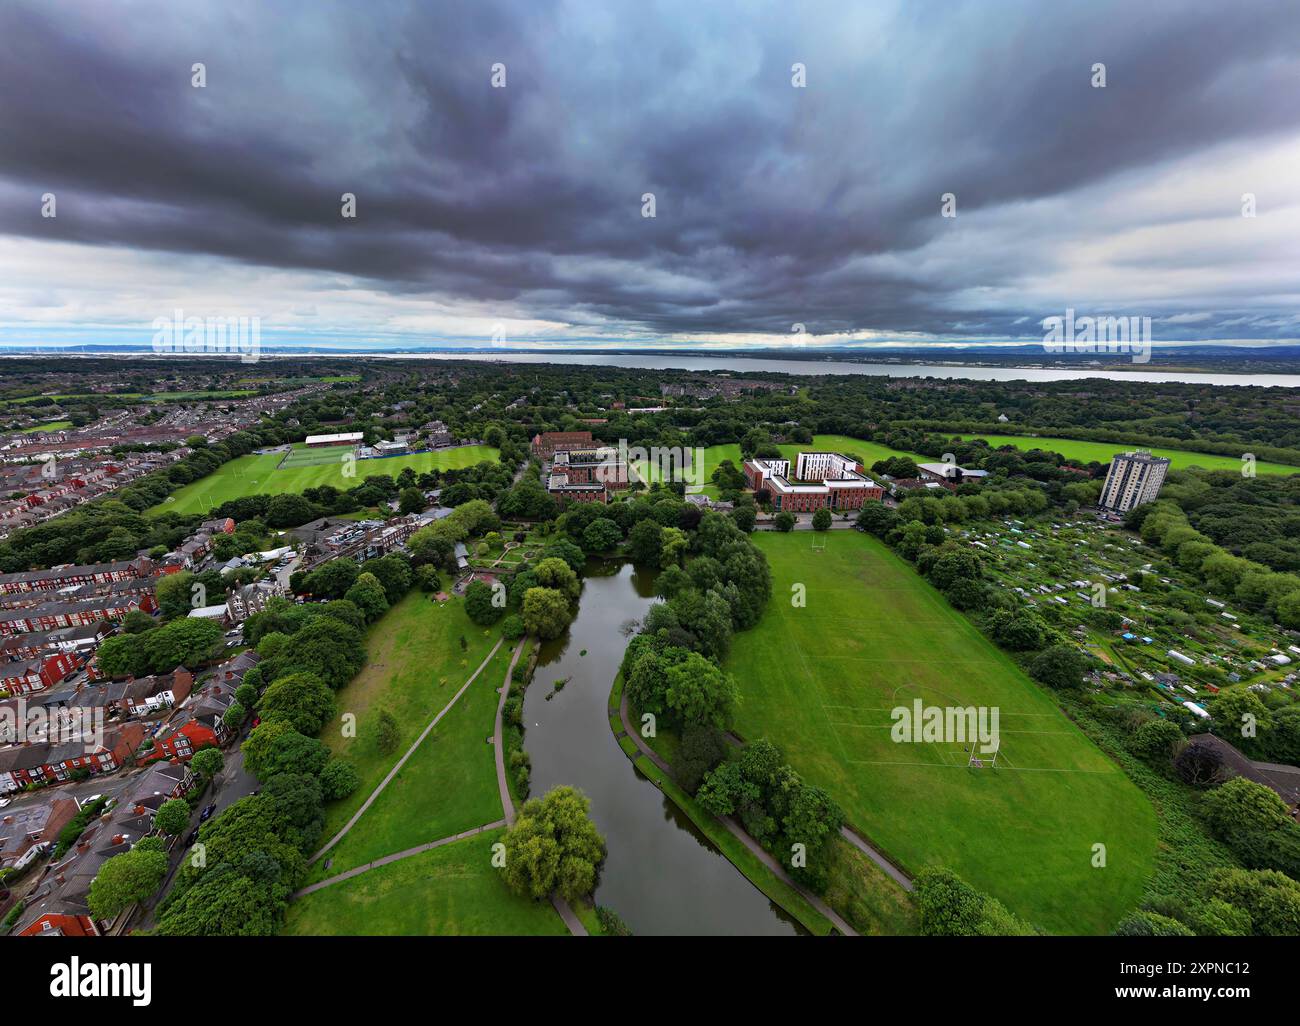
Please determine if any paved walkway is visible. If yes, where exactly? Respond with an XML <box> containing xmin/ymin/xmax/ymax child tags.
<box><xmin>720</xmin><ymin>730</ymin><xmax>913</xmax><ymax>891</ymax></box>
<box><xmin>618</xmin><ymin>694</ymin><xmax>860</xmax><ymax>936</ymax></box>
<box><xmin>293</xmin><ymin>820</ymin><xmax>506</xmax><ymax>898</ymax></box>
<box><xmin>310</xmin><ymin>636</ymin><xmax>505</xmax><ymax>863</ymax></box>
<box><xmin>492</xmin><ymin>638</ymin><xmax>586</xmax><ymax>936</ymax></box>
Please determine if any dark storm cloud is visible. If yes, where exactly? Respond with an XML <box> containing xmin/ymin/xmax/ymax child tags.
<box><xmin>1</xmin><ymin>0</ymin><xmax>1298</xmax><ymax>341</ymax></box>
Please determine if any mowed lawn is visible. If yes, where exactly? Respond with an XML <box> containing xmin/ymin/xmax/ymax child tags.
<box><xmin>149</xmin><ymin>443</ymin><xmax>498</xmax><ymax>516</ymax></box>
<box><xmin>318</xmin><ymin>640</ymin><xmax>513</xmax><ymax>876</ymax></box>
<box><xmin>726</xmin><ymin>532</ymin><xmax>1157</xmax><ymax>934</ymax></box>
<box><xmin>316</xmin><ymin>593</ymin><xmax>502</xmax><ymax>848</ymax></box>
<box><xmin>283</xmin><ymin>828</ymin><xmax>566</xmax><ymax>936</ymax></box>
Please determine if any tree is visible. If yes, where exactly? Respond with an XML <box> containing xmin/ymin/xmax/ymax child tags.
<box><xmin>627</xmin><ymin>519</ymin><xmax>664</xmax><ymax>565</ymax></box>
<box><xmin>266</xmin><ymin>493</ymin><xmax>318</xmax><ymax>528</ymax></box>
<box><xmin>242</xmin><ymin>721</ymin><xmax>329</xmax><ymax>781</ymax></box>
<box><xmin>1200</xmin><ymin>777</ymin><xmax>1292</xmax><ymax>839</ymax></box>
<box><xmin>501</xmin><ymin>786</ymin><xmax>607</xmax><ymax>902</ymax></box>
<box><xmin>344</xmin><ymin>572</ymin><xmax>389</xmax><ymax>623</ymax></box>
<box><xmin>399</xmin><ymin>487</ymin><xmax>425</xmax><ymax>515</ymax></box>
<box><xmin>731</xmin><ymin>505</ymin><xmax>756</xmax><ymax>533</ymax></box>
<box><xmin>465</xmin><ymin>580</ymin><xmax>506</xmax><ymax>625</ymax></box>
<box><xmin>375</xmin><ymin>709</ymin><xmax>400</xmax><ymax>755</ymax></box>
<box><xmin>154</xmin><ymin>798</ymin><xmax>191</xmax><ymax>836</ymax></box>
<box><xmin>855</xmin><ymin>503</ymin><xmax>896</xmax><ymax>536</ymax></box>
<box><xmin>543</xmin><ymin>538</ymin><xmax>586</xmax><ymax>573</ymax></box>
<box><xmin>87</xmin><ymin>846</ymin><xmax>169</xmax><ymax>920</ymax></box>
<box><xmin>190</xmin><ymin>747</ymin><xmax>224</xmax><ymax>780</ymax></box>
<box><xmin>534</xmin><ymin>557</ymin><xmax>581</xmax><ymax>600</ymax></box>
<box><xmin>155</xmin><ymin>570</ymin><xmax>197</xmax><ymax>620</ymax></box>
<box><xmin>1113</xmin><ymin>910</ymin><xmax>1195</xmax><ymax>937</ymax></box>
<box><xmin>914</xmin><ymin>867</ymin><xmax>1036</xmax><ymax>936</ymax></box>
<box><xmin>663</xmin><ymin>651</ymin><xmax>739</xmax><ymax>730</ymax></box>
<box><xmin>260</xmin><ymin>617</ymin><xmax>366</xmax><ymax>689</ymax></box>
<box><xmin>582</xmin><ymin>517</ymin><xmax>623</xmax><ymax>553</ymax></box>
<box><xmin>142</xmin><ymin>617</ymin><xmax>225</xmax><ymax>674</ymax></box>
<box><xmin>223</xmin><ymin>701</ymin><xmax>246</xmax><ymax>730</ymax></box>
<box><xmin>476</xmin><ymin>605</ymin><xmax>517</xmax><ymax>641</ymax></box>
<box><xmin>675</xmin><ymin>724</ymin><xmax>727</xmax><ymax>793</ymax></box>
<box><xmin>811</xmin><ymin>507</ymin><xmax>833</xmax><ymax>531</ymax></box>
<box><xmin>985</xmin><ymin>608</ymin><xmax>1045</xmax><ymax>651</ymax></box>
<box><xmin>1129</xmin><ymin>718</ymin><xmax>1185</xmax><ymax>766</ymax></box>
<box><xmin>256</xmin><ymin>672</ymin><xmax>335</xmax><ymax>736</ymax></box>
<box><xmin>319</xmin><ymin>759</ymin><xmax>361</xmax><ymax>800</ymax></box>
<box><xmin>774</xmin><ymin>511</ymin><xmax>795</xmax><ymax>532</ymax></box>
<box><xmin>365</xmin><ymin>554</ymin><xmax>414</xmax><ymax>604</ymax></box>
<box><xmin>1202</xmin><ymin>867</ymin><xmax>1300</xmax><ymax>936</ymax></box>
<box><xmin>1028</xmin><ymin>644</ymin><xmax>1091</xmax><ymax>690</ymax></box>
<box><xmin>93</xmin><ymin>633</ymin><xmax>150</xmax><ymax>678</ymax></box>
<box><xmin>303</xmin><ymin>557</ymin><xmax>360</xmax><ymax>600</ymax></box>
<box><xmin>522</xmin><ymin>587</ymin><xmax>573</xmax><ymax>639</ymax></box>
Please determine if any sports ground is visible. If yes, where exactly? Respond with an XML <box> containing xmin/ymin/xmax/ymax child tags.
<box><xmin>725</xmin><ymin>531</ymin><xmax>1158</xmax><ymax>934</ymax></box>
<box><xmin>149</xmin><ymin>443</ymin><xmax>498</xmax><ymax>516</ymax></box>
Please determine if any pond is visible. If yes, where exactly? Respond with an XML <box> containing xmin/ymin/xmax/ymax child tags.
<box><xmin>521</xmin><ymin>559</ymin><xmax>799</xmax><ymax>935</ymax></box>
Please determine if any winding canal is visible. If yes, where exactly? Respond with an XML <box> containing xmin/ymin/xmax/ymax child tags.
<box><xmin>521</xmin><ymin>559</ymin><xmax>798</xmax><ymax>935</ymax></box>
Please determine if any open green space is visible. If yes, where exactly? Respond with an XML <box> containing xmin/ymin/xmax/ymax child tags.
<box><xmin>724</xmin><ymin>530</ymin><xmax>1158</xmax><ymax>934</ymax></box>
<box><xmin>282</xmin><ymin>828</ymin><xmax>566</xmax><ymax>936</ymax></box>
<box><xmin>318</xmin><ymin>639</ymin><xmax>511</xmax><ymax>876</ymax></box>
<box><xmin>635</xmin><ymin>431</ymin><xmax>1297</xmax><ymax>495</ymax></box>
<box><xmin>18</xmin><ymin>420</ymin><xmax>72</xmax><ymax>433</ymax></box>
<box><xmin>947</xmin><ymin>432</ymin><xmax>1300</xmax><ymax>475</ymax></box>
<box><xmin>316</xmin><ymin>593</ymin><xmax>502</xmax><ymax>847</ymax></box>
<box><xmin>148</xmin><ymin>443</ymin><xmax>498</xmax><ymax>516</ymax></box>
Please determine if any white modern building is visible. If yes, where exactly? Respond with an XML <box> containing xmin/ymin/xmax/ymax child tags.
<box><xmin>1098</xmin><ymin>451</ymin><xmax>1170</xmax><ymax>513</ymax></box>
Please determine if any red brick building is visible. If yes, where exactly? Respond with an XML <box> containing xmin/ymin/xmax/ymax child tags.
<box><xmin>531</xmin><ymin>431</ymin><xmax>594</xmax><ymax>457</ymax></box>
<box><xmin>744</xmin><ymin>452</ymin><xmax>883</xmax><ymax>513</ymax></box>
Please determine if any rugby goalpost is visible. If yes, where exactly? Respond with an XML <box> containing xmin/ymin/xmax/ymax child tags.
<box><xmin>810</xmin><ymin>533</ymin><xmax>827</xmax><ymax>553</ymax></box>
<box><xmin>967</xmin><ymin>739</ymin><xmax>1001</xmax><ymax>769</ymax></box>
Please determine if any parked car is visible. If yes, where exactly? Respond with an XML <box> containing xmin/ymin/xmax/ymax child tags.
<box><xmin>199</xmin><ymin>803</ymin><xmax>217</xmax><ymax>822</ymax></box>
<box><xmin>185</xmin><ymin>828</ymin><xmax>200</xmax><ymax>847</ymax></box>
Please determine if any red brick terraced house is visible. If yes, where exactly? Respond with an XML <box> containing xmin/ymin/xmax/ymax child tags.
<box><xmin>0</xmin><ymin>651</ymin><xmax>80</xmax><ymax>695</ymax></box>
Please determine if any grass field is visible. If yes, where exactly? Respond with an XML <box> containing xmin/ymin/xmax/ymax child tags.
<box><xmin>635</xmin><ymin>431</ymin><xmax>1297</xmax><ymax>494</ymax></box>
<box><xmin>282</xmin><ymin>828</ymin><xmax>566</xmax><ymax>936</ymax></box>
<box><xmin>149</xmin><ymin>443</ymin><xmax>498</xmax><ymax>516</ymax></box>
<box><xmin>18</xmin><ymin>420</ymin><xmax>72</xmax><ymax>433</ymax></box>
<box><xmin>317</xmin><ymin>639</ymin><xmax>512</xmax><ymax>876</ymax></box>
<box><xmin>725</xmin><ymin>531</ymin><xmax>1158</xmax><ymax>934</ymax></box>
<box><xmin>948</xmin><ymin>432</ymin><xmax>1300</xmax><ymax>475</ymax></box>
<box><xmin>315</xmin><ymin>593</ymin><xmax>502</xmax><ymax>850</ymax></box>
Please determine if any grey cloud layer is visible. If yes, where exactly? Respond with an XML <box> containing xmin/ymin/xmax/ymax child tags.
<box><xmin>2</xmin><ymin>0</ymin><xmax>1298</xmax><ymax>341</ymax></box>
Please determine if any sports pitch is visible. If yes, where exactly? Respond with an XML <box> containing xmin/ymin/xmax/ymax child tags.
<box><xmin>725</xmin><ymin>531</ymin><xmax>1157</xmax><ymax>934</ymax></box>
<box><xmin>149</xmin><ymin>443</ymin><xmax>499</xmax><ymax>516</ymax></box>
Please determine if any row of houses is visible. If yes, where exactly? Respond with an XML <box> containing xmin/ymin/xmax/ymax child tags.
<box><xmin>7</xmin><ymin>760</ymin><xmax>194</xmax><ymax>936</ymax></box>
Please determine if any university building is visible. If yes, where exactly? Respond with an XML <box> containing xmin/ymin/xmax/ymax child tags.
<box><xmin>546</xmin><ymin>446</ymin><xmax>631</xmax><ymax>505</ymax></box>
<box><xmin>743</xmin><ymin>452</ymin><xmax>883</xmax><ymax>512</ymax></box>
<box><xmin>1098</xmin><ymin>451</ymin><xmax>1170</xmax><ymax>514</ymax></box>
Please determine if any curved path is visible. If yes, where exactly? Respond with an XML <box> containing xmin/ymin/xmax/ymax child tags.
<box><xmin>492</xmin><ymin>638</ymin><xmax>587</xmax><ymax>936</ymax></box>
<box><xmin>311</xmin><ymin>636</ymin><xmax>505</xmax><ymax>864</ymax></box>
<box><xmin>293</xmin><ymin>820</ymin><xmax>506</xmax><ymax>898</ymax></box>
<box><xmin>721</xmin><ymin>730</ymin><xmax>913</xmax><ymax>892</ymax></box>
<box><xmin>619</xmin><ymin>692</ymin><xmax>866</xmax><ymax>936</ymax></box>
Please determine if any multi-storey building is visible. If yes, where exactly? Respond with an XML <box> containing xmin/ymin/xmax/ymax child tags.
<box><xmin>1098</xmin><ymin>451</ymin><xmax>1170</xmax><ymax>513</ymax></box>
<box><xmin>743</xmin><ymin>452</ymin><xmax>883</xmax><ymax>513</ymax></box>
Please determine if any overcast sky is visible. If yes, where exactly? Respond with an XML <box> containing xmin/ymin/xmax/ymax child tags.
<box><xmin>1</xmin><ymin>0</ymin><xmax>1298</xmax><ymax>350</ymax></box>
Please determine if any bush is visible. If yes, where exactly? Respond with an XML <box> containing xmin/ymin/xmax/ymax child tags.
<box><xmin>319</xmin><ymin>759</ymin><xmax>361</xmax><ymax>801</ymax></box>
<box><xmin>500</xmin><ymin>614</ymin><xmax>526</xmax><ymax>640</ymax></box>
